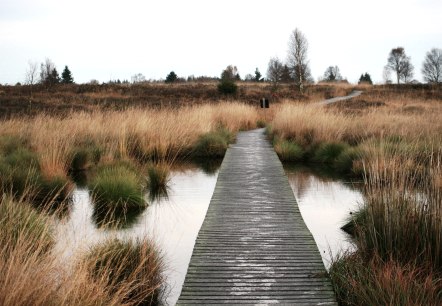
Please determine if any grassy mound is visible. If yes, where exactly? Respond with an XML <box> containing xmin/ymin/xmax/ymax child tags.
<box><xmin>193</xmin><ymin>128</ymin><xmax>233</xmax><ymax>158</ymax></box>
<box><xmin>274</xmin><ymin>139</ymin><xmax>304</xmax><ymax>162</ymax></box>
<box><xmin>90</xmin><ymin>162</ymin><xmax>146</xmax><ymax>212</ymax></box>
<box><xmin>85</xmin><ymin>238</ymin><xmax>164</xmax><ymax>305</ymax></box>
<box><xmin>313</xmin><ymin>142</ymin><xmax>349</xmax><ymax>164</ymax></box>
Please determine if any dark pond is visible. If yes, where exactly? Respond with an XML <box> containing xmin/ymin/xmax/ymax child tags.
<box><xmin>53</xmin><ymin>162</ymin><xmax>363</xmax><ymax>305</ymax></box>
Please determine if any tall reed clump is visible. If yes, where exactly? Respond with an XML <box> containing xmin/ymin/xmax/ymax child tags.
<box><xmin>329</xmin><ymin>145</ymin><xmax>442</xmax><ymax>305</ymax></box>
<box><xmin>0</xmin><ymin>194</ymin><xmax>59</xmax><ymax>306</ymax></box>
<box><xmin>270</xmin><ymin>103</ymin><xmax>353</xmax><ymax>148</ymax></box>
<box><xmin>0</xmin><ymin>102</ymin><xmax>260</xmax><ymax>169</ymax></box>
<box><xmin>84</xmin><ymin>238</ymin><xmax>164</xmax><ymax>306</ymax></box>
<box><xmin>146</xmin><ymin>162</ymin><xmax>170</xmax><ymax>200</ymax></box>
<box><xmin>0</xmin><ymin>135</ymin><xmax>73</xmax><ymax>208</ymax></box>
<box><xmin>270</xmin><ymin>99</ymin><xmax>442</xmax><ymax>176</ymax></box>
<box><xmin>26</xmin><ymin>115</ymin><xmax>77</xmax><ymax>178</ymax></box>
<box><xmin>0</xmin><ymin>194</ymin><xmax>53</xmax><ymax>255</ymax></box>
<box><xmin>0</xmin><ymin>136</ymin><xmax>39</xmax><ymax>191</ymax></box>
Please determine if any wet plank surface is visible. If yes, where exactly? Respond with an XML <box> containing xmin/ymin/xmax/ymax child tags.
<box><xmin>177</xmin><ymin>129</ymin><xmax>337</xmax><ymax>305</ymax></box>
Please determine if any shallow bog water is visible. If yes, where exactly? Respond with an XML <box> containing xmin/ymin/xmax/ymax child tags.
<box><xmin>53</xmin><ymin>162</ymin><xmax>363</xmax><ymax>305</ymax></box>
<box><xmin>54</xmin><ymin>164</ymin><xmax>219</xmax><ymax>306</ymax></box>
<box><xmin>284</xmin><ymin>164</ymin><xmax>364</xmax><ymax>268</ymax></box>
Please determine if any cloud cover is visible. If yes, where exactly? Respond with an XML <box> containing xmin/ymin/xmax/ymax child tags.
<box><xmin>1</xmin><ymin>0</ymin><xmax>441</xmax><ymax>84</ymax></box>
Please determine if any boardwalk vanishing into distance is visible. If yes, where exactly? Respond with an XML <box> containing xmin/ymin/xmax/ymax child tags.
<box><xmin>177</xmin><ymin>129</ymin><xmax>337</xmax><ymax>305</ymax></box>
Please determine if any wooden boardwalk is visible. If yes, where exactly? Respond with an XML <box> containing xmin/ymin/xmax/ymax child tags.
<box><xmin>177</xmin><ymin>129</ymin><xmax>337</xmax><ymax>305</ymax></box>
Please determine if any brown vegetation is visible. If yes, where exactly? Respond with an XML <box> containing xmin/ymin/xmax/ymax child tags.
<box><xmin>0</xmin><ymin>195</ymin><xmax>164</xmax><ymax>306</ymax></box>
<box><xmin>1</xmin><ymin>82</ymin><xmax>441</xmax><ymax>304</ymax></box>
<box><xmin>0</xmin><ymin>82</ymin><xmax>356</xmax><ymax>119</ymax></box>
<box><xmin>268</xmin><ymin>83</ymin><xmax>441</xmax><ymax>305</ymax></box>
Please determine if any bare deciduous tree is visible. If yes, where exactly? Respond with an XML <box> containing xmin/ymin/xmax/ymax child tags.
<box><xmin>221</xmin><ymin>65</ymin><xmax>240</xmax><ymax>80</ymax></box>
<box><xmin>383</xmin><ymin>66</ymin><xmax>392</xmax><ymax>84</ymax></box>
<box><xmin>40</xmin><ymin>58</ymin><xmax>59</xmax><ymax>86</ymax></box>
<box><xmin>25</xmin><ymin>61</ymin><xmax>38</xmax><ymax>86</ymax></box>
<box><xmin>266</xmin><ymin>57</ymin><xmax>284</xmax><ymax>89</ymax></box>
<box><xmin>422</xmin><ymin>48</ymin><xmax>442</xmax><ymax>84</ymax></box>
<box><xmin>131</xmin><ymin>73</ymin><xmax>146</xmax><ymax>84</ymax></box>
<box><xmin>386</xmin><ymin>47</ymin><xmax>414</xmax><ymax>84</ymax></box>
<box><xmin>287</xmin><ymin>28</ymin><xmax>311</xmax><ymax>93</ymax></box>
<box><xmin>401</xmin><ymin>60</ymin><xmax>414</xmax><ymax>83</ymax></box>
<box><xmin>323</xmin><ymin>66</ymin><xmax>342</xmax><ymax>82</ymax></box>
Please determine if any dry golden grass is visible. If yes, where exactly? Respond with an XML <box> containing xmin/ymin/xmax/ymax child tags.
<box><xmin>0</xmin><ymin>102</ymin><xmax>260</xmax><ymax>177</ymax></box>
<box><xmin>271</xmin><ymin>96</ymin><xmax>442</xmax><ymax>147</ymax></box>
<box><xmin>0</xmin><ymin>195</ymin><xmax>164</xmax><ymax>306</ymax></box>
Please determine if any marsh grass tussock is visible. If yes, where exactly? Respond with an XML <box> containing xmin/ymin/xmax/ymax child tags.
<box><xmin>0</xmin><ymin>102</ymin><xmax>259</xmax><ymax>305</ymax></box>
<box><xmin>0</xmin><ymin>195</ymin><xmax>53</xmax><ymax>255</ymax></box>
<box><xmin>90</xmin><ymin>162</ymin><xmax>146</xmax><ymax>212</ymax></box>
<box><xmin>330</xmin><ymin>253</ymin><xmax>442</xmax><ymax>306</ymax></box>
<box><xmin>193</xmin><ymin>128</ymin><xmax>233</xmax><ymax>158</ymax></box>
<box><xmin>0</xmin><ymin>189</ymin><xmax>166</xmax><ymax>306</ymax></box>
<box><xmin>330</xmin><ymin>147</ymin><xmax>442</xmax><ymax>305</ymax></box>
<box><xmin>273</xmin><ymin>138</ymin><xmax>304</xmax><ymax>162</ymax></box>
<box><xmin>0</xmin><ymin>102</ymin><xmax>260</xmax><ymax>175</ymax></box>
<box><xmin>269</xmin><ymin>89</ymin><xmax>441</xmax><ymax>304</ymax></box>
<box><xmin>84</xmin><ymin>238</ymin><xmax>164</xmax><ymax>306</ymax></box>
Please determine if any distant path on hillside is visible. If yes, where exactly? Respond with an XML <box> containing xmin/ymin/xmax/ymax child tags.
<box><xmin>318</xmin><ymin>90</ymin><xmax>363</xmax><ymax>105</ymax></box>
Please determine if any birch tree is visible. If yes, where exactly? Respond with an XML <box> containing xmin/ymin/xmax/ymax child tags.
<box><xmin>287</xmin><ymin>28</ymin><xmax>311</xmax><ymax>93</ymax></box>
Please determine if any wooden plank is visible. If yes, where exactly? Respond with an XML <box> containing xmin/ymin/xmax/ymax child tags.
<box><xmin>177</xmin><ymin>129</ymin><xmax>336</xmax><ymax>305</ymax></box>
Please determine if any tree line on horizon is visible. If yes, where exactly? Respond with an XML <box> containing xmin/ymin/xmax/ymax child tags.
<box><xmin>10</xmin><ymin>31</ymin><xmax>442</xmax><ymax>88</ymax></box>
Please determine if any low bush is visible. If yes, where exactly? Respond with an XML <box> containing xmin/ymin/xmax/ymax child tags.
<box><xmin>217</xmin><ymin>79</ymin><xmax>238</xmax><ymax>95</ymax></box>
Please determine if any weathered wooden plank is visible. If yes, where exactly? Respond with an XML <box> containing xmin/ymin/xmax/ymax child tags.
<box><xmin>177</xmin><ymin>129</ymin><xmax>336</xmax><ymax>305</ymax></box>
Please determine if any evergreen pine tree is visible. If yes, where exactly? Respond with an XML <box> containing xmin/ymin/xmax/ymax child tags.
<box><xmin>61</xmin><ymin>66</ymin><xmax>74</xmax><ymax>84</ymax></box>
<box><xmin>48</xmin><ymin>68</ymin><xmax>60</xmax><ymax>85</ymax></box>
<box><xmin>254</xmin><ymin>68</ymin><xmax>262</xmax><ymax>82</ymax></box>
<box><xmin>358</xmin><ymin>72</ymin><xmax>372</xmax><ymax>85</ymax></box>
<box><xmin>165</xmin><ymin>71</ymin><xmax>178</xmax><ymax>83</ymax></box>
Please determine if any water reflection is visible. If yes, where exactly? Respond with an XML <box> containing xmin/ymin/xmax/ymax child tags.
<box><xmin>284</xmin><ymin>163</ymin><xmax>364</xmax><ymax>268</ymax></box>
<box><xmin>55</xmin><ymin>161</ymin><xmax>362</xmax><ymax>304</ymax></box>
<box><xmin>53</xmin><ymin>163</ymin><xmax>219</xmax><ymax>306</ymax></box>
<box><xmin>147</xmin><ymin>183</ymin><xmax>170</xmax><ymax>202</ymax></box>
<box><xmin>92</xmin><ymin>202</ymin><xmax>146</xmax><ymax>229</ymax></box>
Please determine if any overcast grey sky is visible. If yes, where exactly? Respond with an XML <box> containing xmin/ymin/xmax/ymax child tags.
<box><xmin>1</xmin><ymin>0</ymin><xmax>441</xmax><ymax>85</ymax></box>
